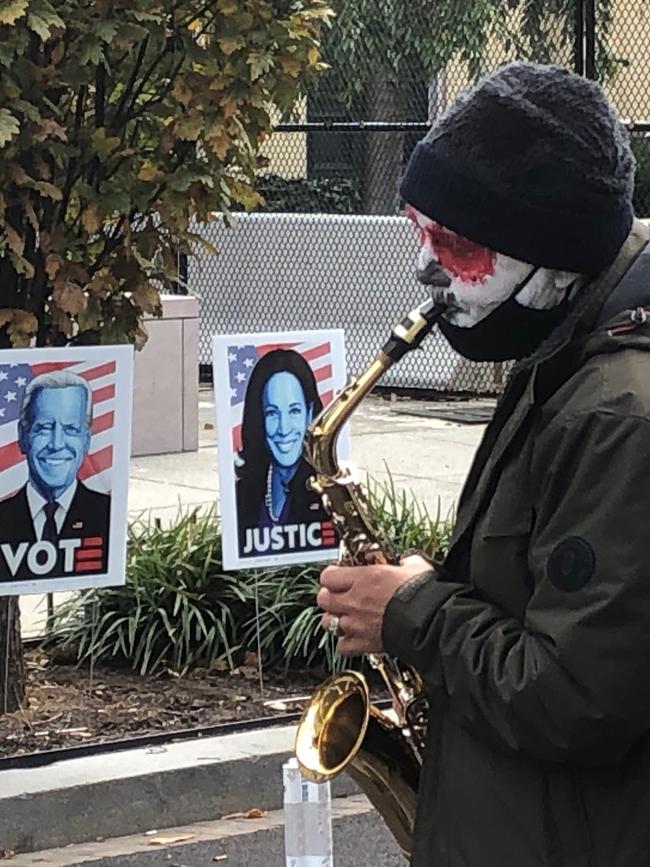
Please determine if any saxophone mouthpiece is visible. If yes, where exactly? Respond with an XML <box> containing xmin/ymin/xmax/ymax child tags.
<box><xmin>382</xmin><ymin>300</ymin><xmax>447</xmax><ymax>363</ymax></box>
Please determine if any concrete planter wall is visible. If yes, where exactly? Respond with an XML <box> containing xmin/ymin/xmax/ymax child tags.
<box><xmin>131</xmin><ymin>294</ymin><xmax>199</xmax><ymax>457</ymax></box>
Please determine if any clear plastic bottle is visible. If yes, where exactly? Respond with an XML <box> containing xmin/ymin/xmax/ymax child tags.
<box><xmin>283</xmin><ymin>758</ymin><xmax>334</xmax><ymax>867</ymax></box>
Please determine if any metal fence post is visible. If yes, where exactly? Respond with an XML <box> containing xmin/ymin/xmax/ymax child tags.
<box><xmin>573</xmin><ymin>0</ymin><xmax>596</xmax><ymax>80</ymax></box>
<box><xmin>584</xmin><ymin>0</ymin><xmax>596</xmax><ymax>80</ymax></box>
<box><xmin>573</xmin><ymin>0</ymin><xmax>585</xmax><ymax>75</ymax></box>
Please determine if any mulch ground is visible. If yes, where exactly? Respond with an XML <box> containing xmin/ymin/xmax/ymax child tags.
<box><xmin>0</xmin><ymin>650</ymin><xmax>323</xmax><ymax>758</ymax></box>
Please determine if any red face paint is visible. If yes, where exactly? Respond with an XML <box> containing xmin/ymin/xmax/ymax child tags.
<box><xmin>406</xmin><ymin>206</ymin><xmax>497</xmax><ymax>283</ymax></box>
<box><xmin>425</xmin><ymin>221</ymin><xmax>496</xmax><ymax>283</ymax></box>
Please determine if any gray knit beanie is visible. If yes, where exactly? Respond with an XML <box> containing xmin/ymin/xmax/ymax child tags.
<box><xmin>400</xmin><ymin>62</ymin><xmax>635</xmax><ymax>275</ymax></box>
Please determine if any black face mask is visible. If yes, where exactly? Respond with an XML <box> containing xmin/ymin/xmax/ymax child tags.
<box><xmin>438</xmin><ymin>268</ymin><xmax>571</xmax><ymax>362</ymax></box>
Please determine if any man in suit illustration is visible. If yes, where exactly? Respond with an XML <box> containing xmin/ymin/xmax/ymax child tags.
<box><xmin>0</xmin><ymin>370</ymin><xmax>110</xmax><ymax>581</ymax></box>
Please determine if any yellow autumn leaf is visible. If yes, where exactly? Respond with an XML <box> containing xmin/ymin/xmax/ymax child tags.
<box><xmin>52</xmin><ymin>282</ymin><xmax>87</xmax><ymax>315</ymax></box>
<box><xmin>32</xmin><ymin>118</ymin><xmax>67</xmax><ymax>143</ymax></box>
<box><xmin>9</xmin><ymin>165</ymin><xmax>30</xmax><ymax>185</ymax></box>
<box><xmin>220</xmin><ymin>97</ymin><xmax>238</xmax><ymax>119</ymax></box>
<box><xmin>0</xmin><ymin>0</ymin><xmax>28</xmax><ymax>25</ymax></box>
<box><xmin>50</xmin><ymin>40</ymin><xmax>65</xmax><ymax>65</ymax></box>
<box><xmin>0</xmin><ymin>310</ymin><xmax>15</xmax><ymax>329</ymax></box>
<box><xmin>147</xmin><ymin>833</ymin><xmax>195</xmax><ymax>846</ymax></box>
<box><xmin>2</xmin><ymin>225</ymin><xmax>24</xmax><ymax>257</ymax></box>
<box><xmin>44</xmin><ymin>253</ymin><xmax>62</xmax><ymax>280</ymax></box>
<box><xmin>132</xmin><ymin>282</ymin><xmax>162</xmax><ymax>314</ymax></box>
<box><xmin>171</xmin><ymin>79</ymin><xmax>193</xmax><ymax>108</ymax></box>
<box><xmin>23</xmin><ymin>201</ymin><xmax>39</xmax><ymax>233</ymax></box>
<box><xmin>206</xmin><ymin>123</ymin><xmax>231</xmax><ymax>159</ymax></box>
<box><xmin>133</xmin><ymin>323</ymin><xmax>149</xmax><ymax>351</ymax></box>
<box><xmin>33</xmin><ymin>180</ymin><xmax>63</xmax><ymax>201</ymax></box>
<box><xmin>307</xmin><ymin>45</ymin><xmax>320</xmax><ymax>66</ymax></box>
<box><xmin>9</xmin><ymin>253</ymin><xmax>34</xmax><ymax>278</ymax></box>
<box><xmin>81</xmin><ymin>204</ymin><xmax>101</xmax><ymax>234</ymax></box>
<box><xmin>138</xmin><ymin>162</ymin><xmax>164</xmax><ymax>183</ymax></box>
<box><xmin>7</xmin><ymin>310</ymin><xmax>38</xmax><ymax>347</ymax></box>
<box><xmin>217</xmin><ymin>0</ymin><xmax>238</xmax><ymax>13</ymax></box>
<box><xmin>173</xmin><ymin>114</ymin><xmax>203</xmax><ymax>141</ymax></box>
<box><xmin>42</xmin><ymin>118</ymin><xmax>67</xmax><ymax>141</ymax></box>
<box><xmin>218</xmin><ymin>36</ymin><xmax>245</xmax><ymax>56</ymax></box>
<box><xmin>279</xmin><ymin>57</ymin><xmax>303</xmax><ymax>77</ymax></box>
<box><xmin>86</xmin><ymin>270</ymin><xmax>115</xmax><ymax>299</ymax></box>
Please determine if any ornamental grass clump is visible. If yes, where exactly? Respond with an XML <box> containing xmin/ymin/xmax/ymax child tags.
<box><xmin>45</xmin><ymin>477</ymin><xmax>452</xmax><ymax>676</ymax></box>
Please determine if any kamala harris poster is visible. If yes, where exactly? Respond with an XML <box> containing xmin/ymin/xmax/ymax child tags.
<box><xmin>213</xmin><ymin>329</ymin><xmax>349</xmax><ymax>570</ymax></box>
<box><xmin>0</xmin><ymin>345</ymin><xmax>133</xmax><ymax>596</ymax></box>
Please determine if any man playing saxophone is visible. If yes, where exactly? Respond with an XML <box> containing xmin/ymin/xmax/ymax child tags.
<box><xmin>317</xmin><ymin>62</ymin><xmax>650</xmax><ymax>866</ymax></box>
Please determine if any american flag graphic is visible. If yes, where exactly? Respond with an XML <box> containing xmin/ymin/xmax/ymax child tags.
<box><xmin>228</xmin><ymin>339</ymin><xmax>335</xmax><ymax>453</ymax></box>
<box><xmin>0</xmin><ymin>359</ymin><xmax>115</xmax><ymax>499</ymax></box>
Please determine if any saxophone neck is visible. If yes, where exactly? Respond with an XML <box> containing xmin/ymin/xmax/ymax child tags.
<box><xmin>305</xmin><ymin>356</ymin><xmax>388</xmax><ymax>477</ymax></box>
<box><xmin>305</xmin><ymin>299</ymin><xmax>445</xmax><ymax>477</ymax></box>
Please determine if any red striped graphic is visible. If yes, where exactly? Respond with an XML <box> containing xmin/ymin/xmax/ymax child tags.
<box><xmin>79</xmin><ymin>445</ymin><xmax>113</xmax><ymax>480</ymax></box>
<box><xmin>29</xmin><ymin>361</ymin><xmax>115</xmax><ymax>384</ymax></box>
<box><xmin>0</xmin><ymin>440</ymin><xmax>21</xmax><ymax>472</ymax></box>
<box><xmin>76</xmin><ymin>547</ymin><xmax>103</xmax><ymax>561</ymax></box>
<box><xmin>75</xmin><ymin>560</ymin><xmax>103</xmax><ymax>571</ymax></box>
<box><xmin>82</xmin><ymin>536</ymin><xmax>104</xmax><ymax>548</ymax></box>
<box><xmin>301</xmin><ymin>343</ymin><xmax>331</xmax><ymax>363</ymax></box>
<box><xmin>92</xmin><ymin>411</ymin><xmax>113</xmax><ymax>436</ymax></box>
<box><xmin>92</xmin><ymin>384</ymin><xmax>115</xmax><ymax>405</ymax></box>
<box><xmin>82</xmin><ymin>362</ymin><xmax>116</xmax><ymax>382</ymax></box>
<box><xmin>314</xmin><ymin>364</ymin><xmax>332</xmax><ymax>384</ymax></box>
<box><xmin>255</xmin><ymin>342</ymin><xmax>299</xmax><ymax>356</ymax></box>
<box><xmin>30</xmin><ymin>361</ymin><xmax>79</xmax><ymax>377</ymax></box>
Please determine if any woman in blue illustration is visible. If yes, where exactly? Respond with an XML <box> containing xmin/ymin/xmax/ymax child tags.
<box><xmin>235</xmin><ymin>349</ymin><xmax>331</xmax><ymax>558</ymax></box>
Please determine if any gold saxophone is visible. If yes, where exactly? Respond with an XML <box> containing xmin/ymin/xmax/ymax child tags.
<box><xmin>295</xmin><ymin>299</ymin><xmax>445</xmax><ymax>858</ymax></box>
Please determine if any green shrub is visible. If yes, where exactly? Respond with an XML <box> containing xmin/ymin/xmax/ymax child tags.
<box><xmin>252</xmin><ymin>173</ymin><xmax>362</xmax><ymax>214</ymax></box>
<box><xmin>44</xmin><ymin>477</ymin><xmax>452</xmax><ymax>676</ymax></box>
<box><xmin>44</xmin><ymin>509</ymin><xmax>248</xmax><ymax>675</ymax></box>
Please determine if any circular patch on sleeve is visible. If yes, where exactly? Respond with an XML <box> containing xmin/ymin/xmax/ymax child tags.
<box><xmin>546</xmin><ymin>537</ymin><xmax>596</xmax><ymax>592</ymax></box>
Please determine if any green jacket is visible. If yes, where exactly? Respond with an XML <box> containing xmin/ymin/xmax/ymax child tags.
<box><xmin>383</xmin><ymin>220</ymin><xmax>650</xmax><ymax>867</ymax></box>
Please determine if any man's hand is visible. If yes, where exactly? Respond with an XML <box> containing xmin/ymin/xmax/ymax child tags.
<box><xmin>317</xmin><ymin>555</ymin><xmax>432</xmax><ymax>656</ymax></box>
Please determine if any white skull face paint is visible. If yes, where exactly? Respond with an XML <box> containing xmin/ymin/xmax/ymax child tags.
<box><xmin>406</xmin><ymin>205</ymin><xmax>579</xmax><ymax>328</ymax></box>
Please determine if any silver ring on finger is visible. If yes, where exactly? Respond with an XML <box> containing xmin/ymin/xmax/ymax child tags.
<box><xmin>327</xmin><ymin>615</ymin><xmax>341</xmax><ymax>637</ymax></box>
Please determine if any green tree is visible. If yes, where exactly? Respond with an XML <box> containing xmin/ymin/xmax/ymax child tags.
<box><xmin>317</xmin><ymin>0</ymin><xmax>608</xmax><ymax>214</ymax></box>
<box><xmin>0</xmin><ymin>0</ymin><xmax>331</xmax><ymax>713</ymax></box>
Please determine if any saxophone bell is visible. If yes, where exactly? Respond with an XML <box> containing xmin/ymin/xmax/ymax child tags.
<box><xmin>295</xmin><ymin>670</ymin><xmax>370</xmax><ymax>783</ymax></box>
<box><xmin>295</xmin><ymin>671</ymin><xmax>420</xmax><ymax>857</ymax></box>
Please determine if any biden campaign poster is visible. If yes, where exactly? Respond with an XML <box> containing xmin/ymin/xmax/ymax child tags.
<box><xmin>0</xmin><ymin>345</ymin><xmax>133</xmax><ymax>596</ymax></box>
<box><xmin>213</xmin><ymin>329</ymin><xmax>349</xmax><ymax>570</ymax></box>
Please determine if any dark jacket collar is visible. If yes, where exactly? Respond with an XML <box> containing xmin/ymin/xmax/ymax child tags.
<box><xmin>597</xmin><ymin>233</ymin><xmax>650</xmax><ymax>326</ymax></box>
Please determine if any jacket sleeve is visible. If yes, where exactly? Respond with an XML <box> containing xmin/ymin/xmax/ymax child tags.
<box><xmin>382</xmin><ymin>408</ymin><xmax>650</xmax><ymax>765</ymax></box>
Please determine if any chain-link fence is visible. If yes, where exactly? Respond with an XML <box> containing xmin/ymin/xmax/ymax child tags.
<box><xmin>191</xmin><ymin>0</ymin><xmax>650</xmax><ymax>393</ymax></box>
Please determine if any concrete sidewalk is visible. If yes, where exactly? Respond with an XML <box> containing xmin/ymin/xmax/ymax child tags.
<box><xmin>20</xmin><ymin>387</ymin><xmax>488</xmax><ymax>636</ymax></box>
